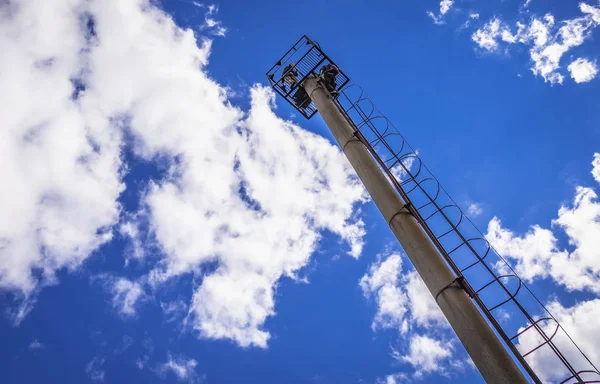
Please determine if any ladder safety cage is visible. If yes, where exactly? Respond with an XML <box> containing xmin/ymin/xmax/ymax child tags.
<box><xmin>266</xmin><ymin>35</ymin><xmax>350</xmax><ymax>119</ymax></box>
<box><xmin>335</xmin><ymin>84</ymin><xmax>600</xmax><ymax>384</ymax></box>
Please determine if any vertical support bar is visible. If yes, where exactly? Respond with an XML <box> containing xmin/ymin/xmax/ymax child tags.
<box><xmin>304</xmin><ymin>77</ymin><xmax>528</xmax><ymax>384</ymax></box>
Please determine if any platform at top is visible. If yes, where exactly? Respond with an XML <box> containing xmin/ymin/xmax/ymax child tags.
<box><xmin>266</xmin><ymin>35</ymin><xmax>350</xmax><ymax>119</ymax></box>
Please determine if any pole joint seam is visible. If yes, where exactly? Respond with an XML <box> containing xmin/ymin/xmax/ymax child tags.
<box><xmin>342</xmin><ymin>137</ymin><xmax>362</xmax><ymax>152</ymax></box>
<box><xmin>307</xmin><ymin>77</ymin><xmax>324</xmax><ymax>99</ymax></box>
<box><xmin>435</xmin><ymin>275</ymin><xmax>471</xmax><ymax>302</ymax></box>
<box><xmin>387</xmin><ymin>203</ymin><xmax>413</xmax><ymax>227</ymax></box>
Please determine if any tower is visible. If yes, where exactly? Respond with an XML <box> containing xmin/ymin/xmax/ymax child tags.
<box><xmin>267</xmin><ymin>36</ymin><xmax>599</xmax><ymax>384</ymax></box>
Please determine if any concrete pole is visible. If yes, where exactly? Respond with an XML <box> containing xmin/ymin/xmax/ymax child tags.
<box><xmin>304</xmin><ymin>77</ymin><xmax>528</xmax><ymax>384</ymax></box>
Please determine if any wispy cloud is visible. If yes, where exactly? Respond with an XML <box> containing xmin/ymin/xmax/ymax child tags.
<box><xmin>29</xmin><ymin>340</ymin><xmax>44</xmax><ymax>350</ymax></box>
<box><xmin>191</xmin><ymin>3</ymin><xmax>227</xmax><ymax>36</ymax></box>
<box><xmin>102</xmin><ymin>276</ymin><xmax>146</xmax><ymax>318</ymax></box>
<box><xmin>85</xmin><ymin>357</ymin><xmax>106</xmax><ymax>382</ymax></box>
<box><xmin>155</xmin><ymin>353</ymin><xmax>203</xmax><ymax>383</ymax></box>
<box><xmin>113</xmin><ymin>335</ymin><xmax>134</xmax><ymax>355</ymax></box>
<box><xmin>520</xmin><ymin>0</ymin><xmax>533</xmax><ymax>12</ymax></box>
<box><xmin>427</xmin><ymin>0</ymin><xmax>455</xmax><ymax>25</ymax></box>
<box><xmin>160</xmin><ymin>300</ymin><xmax>188</xmax><ymax>323</ymax></box>
<box><xmin>471</xmin><ymin>2</ymin><xmax>600</xmax><ymax>84</ymax></box>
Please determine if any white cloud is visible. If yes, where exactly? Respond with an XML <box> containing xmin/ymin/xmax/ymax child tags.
<box><xmin>202</xmin><ymin>4</ymin><xmax>226</xmax><ymax>37</ymax></box>
<box><xmin>486</xmin><ymin>217</ymin><xmax>559</xmax><ymax>282</ymax></box>
<box><xmin>568</xmin><ymin>58</ymin><xmax>598</xmax><ymax>83</ymax></box>
<box><xmin>428</xmin><ymin>0</ymin><xmax>454</xmax><ymax>25</ymax></box>
<box><xmin>156</xmin><ymin>354</ymin><xmax>201</xmax><ymax>383</ymax></box>
<box><xmin>145</xmin><ymin>85</ymin><xmax>366</xmax><ymax>348</ymax></box>
<box><xmin>472</xmin><ymin>3</ymin><xmax>600</xmax><ymax>84</ymax></box>
<box><xmin>360</xmin><ymin>254</ymin><xmax>447</xmax><ymax>331</ymax></box>
<box><xmin>86</xmin><ymin>357</ymin><xmax>106</xmax><ymax>382</ymax></box>
<box><xmin>460</xmin><ymin>13</ymin><xmax>480</xmax><ymax>29</ymax></box>
<box><xmin>521</xmin><ymin>0</ymin><xmax>533</xmax><ymax>11</ymax></box>
<box><xmin>516</xmin><ymin>299</ymin><xmax>600</xmax><ymax>382</ymax></box>
<box><xmin>467</xmin><ymin>203</ymin><xmax>483</xmax><ymax>217</ymax></box>
<box><xmin>440</xmin><ymin>0</ymin><xmax>454</xmax><ymax>15</ymax></box>
<box><xmin>472</xmin><ymin>18</ymin><xmax>513</xmax><ymax>51</ymax></box>
<box><xmin>0</xmin><ymin>0</ymin><xmax>367</xmax><ymax>347</ymax></box>
<box><xmin>487</xmin><ymin>154</ymin><xmax>600</xmax><ymax>294</ymax></box>
<box><xmin>404</xmin><ymin>271</ymin><xmax>447</xmax><ymax>328</ymax></box>
<box><xmin>360</xmin><ymin>254</ymin><xmax>409</xmax><ymax>331</ymax></box>
<box><xmin>376</xmin><ymin>373</ymin><xmax>408</xmax><ymax>384</ymax></box>
<box><xmin>360</xmin><ymin>253</ymin><xmax>403</xmax><ymax>295</ymax></box>
<box><xmin>400</xmin><ymin>335</ymin><xmax>453</xmax><ymax>377</ymax></box>
<box><xmin>109</xmin><ymin>278</ymin><xmax>145</xmax><ymax>317</ymax></box>
<box><xmin>29</xmin><ymin>340</ymin><xmax>44</xmax><ymax>350</ymax></box>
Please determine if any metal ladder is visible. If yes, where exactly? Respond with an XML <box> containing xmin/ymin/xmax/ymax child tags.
<box><xmin>334</xmin><ymin>84</ymin><xmax>600</xmax><ymax>384</ymax></box>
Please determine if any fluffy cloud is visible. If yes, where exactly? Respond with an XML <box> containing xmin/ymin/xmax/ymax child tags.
<box><xmin>83</xmin><ymin>0</ymin><xmax>365</xmax><ymax>348</ymax></box>
<box><xmin>360</xmin><ymin>253</ymin><xmax>447</xmax><ymax>331</ymax></box>
<box><xmin>400</xmin><ymin>335</ymin><xmax>453</xmax><ymax>378</ymax></box>
<box><xmin>472</xmin><ymin>18</ymin><xmax>517</xmax><ymax>51</ymax></box>
<box><xmin>568</xmin><ymin>58</ymin><xmax>599</xmax><ymax>83</ymax></box>
<box><xmin>428</xmin><ymin>0</ymin><xmax>454</xmax><ymax>25</ymax></box>
<box><xmin>360</xmin><ymin>254</ymin><xmax>409</xmax><ymax>331</ymax></box>
<box><xmin>0</xmin><ymin>0</ymin><xmax>366</xmax><ymax>348</ymax></box>
<box><xmin>486</xmin><ymin>217</ymin><xmax>560</xmax><ymax>282</ymax></box>
<box><xmin>472</xmin><ymin>2</ymin><xmax>600</xmax><ymax>84</ymax></box>
<box><xmin>145</xmin><ymin>86</ymin><xmax>366</xmax><ymax>348</ymax></box>
<box><xmin>0</xmin><ymin>0</ymin><xmax>124</xmax><ymax>300</ymax></box>
<box><xmin>486</xmin><ymin>154</ymin><xmax>600</xmax><ymax>294</ymax></box>
<box><xmin>361</xmin><ymin>252</ymin><xmax>457</xmax><ymax>377</ymax></box>
<box><xmin>593</xmin><ymin>153</ymin><xmax>600</xmax><ymax>183</ymax></box>
<box><xmin>403</xmin><ymin>271</ymin><xmax>447</xmax><ymax>328</ymax></box>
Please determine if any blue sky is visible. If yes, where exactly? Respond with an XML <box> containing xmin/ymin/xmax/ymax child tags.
<box><xmin>1</xmin><ymin>0</ymin><xmax>599</xmax><ymax>383</ymax></box>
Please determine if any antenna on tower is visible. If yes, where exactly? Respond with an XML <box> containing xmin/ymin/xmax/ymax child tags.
<box><xmin>267</xmin><ymin>36</ymin><xmax>600</xmax><ymax>384</ymax></box>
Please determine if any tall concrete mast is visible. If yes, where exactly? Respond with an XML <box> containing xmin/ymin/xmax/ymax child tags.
<box><xmin>303</xmin><ymin>76</ymin><xmax>527</xmax><ymax>384</ymax></box>
<box><xmin>266</xmin><ymin>35</ymin><xmax>600</xmax><ymax>384</ymax></box>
